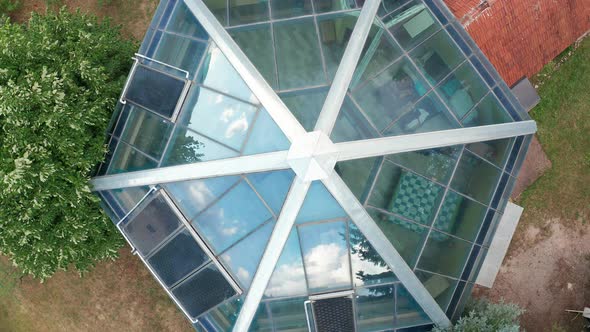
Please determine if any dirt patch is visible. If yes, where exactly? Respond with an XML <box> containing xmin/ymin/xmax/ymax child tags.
<box><xmin>10</xmin><ymin>0</ymin><xmax>158</xmax><ymax>40</ymax></box>
<box><xmin>474</xmin><ymin>221</ymin><xmax>590</xmax><ymax>331</ymax></box>
<box><xmin>511</xmin><ymin>135</ymin><xmax>552</xmax><ymax>199</ymax></box>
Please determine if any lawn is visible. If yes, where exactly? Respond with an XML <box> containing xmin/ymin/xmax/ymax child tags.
<box><xmin>518</xmin><ymin>36</ymin><xmax>590</xmax><ymax>225</ymax></box>
<box><xmin>477</xmin><ymin>35</ymin><xmax>590</xmax><ymax>332</ymax></box>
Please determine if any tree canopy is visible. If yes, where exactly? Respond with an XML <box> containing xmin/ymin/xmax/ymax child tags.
<box><xmin>0</xmin><ymin>10</ymin><xmax>135</xmax><ymax>279</ymax></box>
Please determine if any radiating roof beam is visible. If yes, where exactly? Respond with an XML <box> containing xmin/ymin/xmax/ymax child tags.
<box><xmin>90</xmin><ymin>151</ymin><xmax>290</xmax><ymax>191</ymax></box>
<box><xmin>314</xmin><ymin>0</ymin><xmax>382</xmax><ymax>135</ymax></box>
<box><xmin>322</xmin><ymin>172</ymin><xmax>452</xmax><ymax>328</ymax></box>
<box><xmin>233</xmin><ymin>178</ymin><xmax>311</xmax><ymax>332</ymax></box>
<box><xmin>183</xmin><ymin>0</ymin><xmax>306</xmax><ymax>142</ymax></box>
<box><xmin>336</xmin><ymin>120</ymin><xmax>537</xmax><ymax>161</ymax></box>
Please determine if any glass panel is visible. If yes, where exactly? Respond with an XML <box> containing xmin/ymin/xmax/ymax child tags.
<box><xmin>162</xmin><ymin>126</ymin><xmax>239</xmax><ymax>166</ymax></box>
<box><xmin>251</xmin><ymin>303</ymin><xmax>273</xmax><ymax>332</ymax></box>
<box><xmin>247</xmin><ymin>170</ymin><xmax>295</xmax><ymax>215</ymax></box>
<box><xmin>121</xmin><ymin>107</ymin><xmax>173</xmax><ymax>159</ymax></box>
<box><xmin>386</xmin><ymin>146</ymin><xmax>460</xmax><ymax>185</ymax></box>
<box><xmin>125</xmin><ymin>65</ymin><xmax>185</xmax><ymax>118</ymax></box>
<box><xmin>331</xmin><ymin>96</ymin><xmax>380</xmax><ymax>143</ymax></box>
<box><xmin>106</xmin><ymin>186</ymin><xmax>150</xmax><ymax>216</ymax></box>
<box><xmin>369</xmin><ymin>162</ymin><xmax>444</xmax><ymax>226</ymax></box>
<box><xmin>433</xmin><ymin>191</ymin><xmax>487</xmax><ymax>242</ymax></box>
<box><xmin>274</xmin><ymin>18</ymin><xmax>326</xmax><ymax>90</ymax></box>
<box><xmin>178</xmin><ymin>86</ymin><xmax>258</xmax><ymax>151</ymax></box>
<box><xmin>416</xmin><ymin>270</ymin><xmax>458</xmax><ymax>312</ymax></box>
<box><xmin>436</xmin><ymin>62</ymin><xmax>488</xmax><ymax>119</ymax></box>
<box><xmin>203</xmin><ymin>0</ymin><xmax>228</xmax><ymax>26</ymax></box>
<box><xmin>154</xmin><ymin>33</ymin><xmax>207</xmax><ymax>74</ymax></box>
<box><xmin>269</xmin><ymin>298</ymin><xmax>309</xmax><ymax>332</ymax></box>
<box><xmin>466</xmin><ymin>137</ymin><xmax>514</xmax><ymax>168</ymax></box>
<box><xmin>166</xmin><ymin>176</ymin><xmax>241</xmax><ymax>220</ymax></box>
<box><xmin>199</xmin><ymin>296</ymin><xmax>243</xmax><ymax>331</ymax></box>
<box><xmin>242</xmin><ymin>109</ymin><xmax>291</xmax><ymax>155</ymax></box>
<box><xmin>166</xmin><ymin>1</ymin><xmax>209</xmax><ymax>39</ymax></box>
<box><xmin>122</xmin><ymin>193</ymin><xmax>182</xmax><ymax>255</ymax></box>
<box><xmin>298</xmin><ymin>221</ymin><xmax>352</xmax><ymax>293</ymax></box>
<box><xmin>368</xmin><ymin>208</ymin><xmax>428</xmax><ymax>267</ymax></box>
<box><xmin>450</xmin><ymin>151</ymin><xmax>502</xmax><ymax>205</ymax></box>
<box><xmin>197</xmin><ymin>43</ymin><xmax>259</xmax><ymax>103</ymax></box>
<box><xmin>230</xmin><ymin>24</ymin><xmax>277</xmax><ymax>88</ymax></box>
<box><xmin>352</xmin><ymin>57</ymin><xmax>429</xmax><ymax>131</ymax></box>
<box><xmin>108</xmin><ymin>143</ymin><xmax>158</xmax><ymax>174</ymax></box>
<box><xmin>296</xmin><ymin>182</ymin><xmax>347</xmax><ymax>224</ymax></box>
<box><xmin>265</xmin><ymin>230</ymin><xmax>307</xmax><ymax>298</ymax></box>
<box><xmin>395</xmin><ymin>284</ymin><xmax>431</xmax><ymax>328</ymax></box>
<box><xmin>380</xmin><ymin>0</ymin><xmax>414</xmax><ymax>17</ymax></box>
<box><xmin>280</xmin><ymin>87</ymin><xmax>328</xmax><ymax>131</ymax></box>
<box><xmin>271</xmin><ymin>0</ymin><xmax>313</xmax><ymax>19</ymax></box>
<box><xmin>383</xmin><ymin>91</ymin><xmax>459</xmax><ymax>136</ymax></box>
<box><xmin>157</xmin><ymin>0</ymin><xmax>177</xmax><ymax>29</ymax></box>
<box><xmin>148</xmin><ymin>229</ymin><xmax>210</xmax><ymax>286</ymax></box>
<box><xmin>384</xmin><ymin>1</ymin><xmax>441</xmax><ymax>50</ymax></box>
<box><xmin>318</xmin><ymin>12</ymin><xmax>360</xmax><ymax>80</ymax></box>
<box><xmin>229</xmin><ymin>0</ymin><xmax>269</xmax><ymax>25</ymax></box>
<box><xmin>221</xmin><ymin>220</ymin><xmax>275</xmax><ymax>288</ymax></box>
<box><xmin>349</xmin><ymin>222</ymin><xmax>396</xmax><ymax>286</ymax></box>
<box><xmin>193</xmin><ymin>181</ymin><xmax>272</xmax><ymax>253</ymax></box>
<box><xmin>356</xmin><ymin>285</ymin><xmax>395</xmax><ymax>332</ymax></box>
<box><xmin>172</xmin><ymin>264</ymin><xmax>237</xmax><ymax>318</ymax></box>
<box><xmin>335</xmin><ymin>157</ymin><xmax>380</xmax><ymax>203</ymax></box>
<box><xmin>313</xmin><ymin>0</ymin><xmax>357</xmax><ymax>13</ymax></box>
<box><xmin>410</xmin><ymin>30</ymin><xmax>464</xmax><ymax>85</ymax></box>
<box><xmin>417</xmin><ymin>230</ymin><xmax>472</xmax><ymax>278</ymax></box>
<box><xmin>349</xmin><ymin>22</ymin><xmax>403</xmax><ymax>89</ymax></box>
<box><xmin>113</xmin><ymin>105</ymin><xmax>131</xmax><ymax>138</ymax></box>
<box><xmin>461</xmin><ymin>94</ymin><xmax>512</xmax><ymax>127</ymax></box>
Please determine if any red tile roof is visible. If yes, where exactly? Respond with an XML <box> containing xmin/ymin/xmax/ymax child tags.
<box><xmin>443</xmin><ymin>0</ymin><xmax>590</xmax><ymax>86</ymax></box>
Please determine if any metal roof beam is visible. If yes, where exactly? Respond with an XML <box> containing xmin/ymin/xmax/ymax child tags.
<box><xmin>335</xmin><ymin>120</ymin><xmax>537</xmax><ymax>161</ymax></box>
<box><xmin>314</xmin><ymin>0</ymin><xmax>382</xmax><ymax>135</ymax></box>
<box><xmin>90</xmin><ymin>151</ymin><xmax>290</xmax><ymax>191</ymax></box>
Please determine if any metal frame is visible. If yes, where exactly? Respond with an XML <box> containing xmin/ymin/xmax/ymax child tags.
<box><xmin>92</xmin><ymin>0</ymin><xmax>541</xmax><ymax>330</ymax></box>
<box><xmin>92</xmin><ymin>122</ymin><xmax>535</xmax><ymax>191</ymax></box>
<box><xmin>91</xmin><ymin>151</ymin><xmax>290</xmax><ymax>191</ymax></box>
<box><xmin>335</xmin><ymin>121</ymin><xmax>537</xmax><ymax>161</ymax></box>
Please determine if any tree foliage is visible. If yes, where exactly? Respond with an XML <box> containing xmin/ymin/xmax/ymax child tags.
<box><xmin>432</xmin><ymin>299</ymin><xmax>525</xmax><ymax>332</ymax></box>
<box><xmin>0</xmin><ymin>10</ymin><xmax>135</xmax><ymax>279</ymax></box>
<box><xmin>0</xmin><ymin>0</ymin><xmax>19</xmax><ymax>16</ymax></box>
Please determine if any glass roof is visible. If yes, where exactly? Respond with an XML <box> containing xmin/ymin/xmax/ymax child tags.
<box><xmin>94</xmin><ymin>0</ymin><xmax>534</xmax><ymax>330</ymax></box>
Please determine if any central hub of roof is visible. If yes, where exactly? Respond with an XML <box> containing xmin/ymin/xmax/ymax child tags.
<box><xmin>287</xmin><ymin>131</ymin><xmax>338</xmax><ymax>182</ymax></box>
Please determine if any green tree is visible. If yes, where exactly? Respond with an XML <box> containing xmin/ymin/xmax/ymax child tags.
<box><xmin>432</xmin><ymin>299</ymin><xmax>524</xmax><ymax>332</ymax></box>
<box><xmin>0</xmin><ymin>0</ymin><xmax>19</xmax><ymax>16</ymax></box>
<box><xmin>0</xmin><ymin>10</ymin><xmax>136</xmax><ymax>279</ymax></box>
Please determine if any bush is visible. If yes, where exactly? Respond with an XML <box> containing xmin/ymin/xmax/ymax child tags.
<box><xmin>0</xmin><ymin>0</ymin><xmax>19</xmax><ymax>16</ymax></box>
<box><xmin>432</xmin><ymin>299</ymin><xmax>524</xmax><ymax>332</ymax></box>
<box><xmin>0</xmin><ymin>9</ymin><xmax>136</xmax><ymax>279</ymax></box>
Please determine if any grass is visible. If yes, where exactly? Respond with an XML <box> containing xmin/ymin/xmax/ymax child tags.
<box><xmin>0</xmin><ymin>250</ymin><xmax>193</xmax><ymax>331</ymax></box>
<box><xmin>517</xmin><ymin>36</ymin><xmax>590</xmax><ymax>226</ymax></box>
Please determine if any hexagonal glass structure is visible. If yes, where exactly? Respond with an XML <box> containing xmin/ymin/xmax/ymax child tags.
<box><xmin>92</xmin><ymin>0</ymin><xmax>536</xmax><ymax>330</ymax></box>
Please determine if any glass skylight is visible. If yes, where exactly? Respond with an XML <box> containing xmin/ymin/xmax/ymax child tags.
<box><xmin>93</xmin><ymin>0</ymin><xmax>536</xmax><ymax>330</ymax></box>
